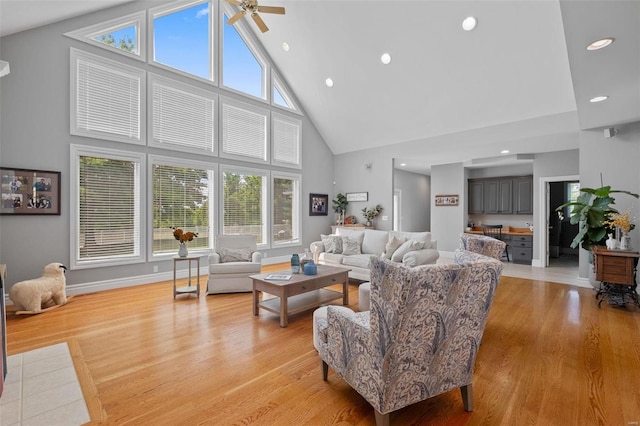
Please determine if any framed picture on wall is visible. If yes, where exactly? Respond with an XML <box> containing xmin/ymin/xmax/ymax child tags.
<box><xmin>0</xmin><ymin>167</ymin><xmax>61</xmax><ymax>215</ymax></box>
<box><xmin>435</xmin><ymin>194</ymin><xmax>459</xmax><ymax>206</ymax></box>
<box><xmin>346</xmin><ymin>192</ymin><xmax>368</xmax><ymax>202</ymax></box>
<box><xmin>309</xmin><ymin>193</ymin><xmax>329</xmax><ymax>216</ymax></box>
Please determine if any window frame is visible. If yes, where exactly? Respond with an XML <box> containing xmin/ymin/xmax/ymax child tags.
<box><xmin>64</xmin><ymin>11</ymin><xmax>146</xmax><ymax>61</ymax></box>
<box><xmin>271</xmin><ymin>171</ymin><xmax>302</xmax><ymax>248</ymax></box>
<box><xmin>148</xmin><ymin>155</ymin><xmax>216</xmax><ymax>261</ymax></box>
<box><xmin>149</xmin><ymin>0</ymin><xmax>216</xmax><ymax>84</ymax></box>
<box><xmin>70</xmin><ymin>48</ymin><xmax>146</xmax><ymax>145</ymax></box>
<box><xmin>70</xmin><ymin>144</ymin><xmax>146</xmax><ymax>270</ymax></box>
<box><xmin>147</xmin><ymin>73</ymin><xmax>218</xmax><ymax>156</ymax></box>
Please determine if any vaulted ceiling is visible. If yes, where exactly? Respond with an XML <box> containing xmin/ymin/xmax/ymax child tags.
<box><xmin>2</xmin><ymin>1</ymin><xmax>638</xmax><ymax>174</ymax></box>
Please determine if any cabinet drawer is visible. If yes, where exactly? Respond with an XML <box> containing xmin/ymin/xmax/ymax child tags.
<box><xmin>511</xmin><ymin>235</ymin><xmax>532</xmax><ymax>243</ymax></box>
<box><xmin>512</xmin><ymin>247</ymin><xmax>532</xmax><ymax>263</ymax></box>
<box><xmin>512</xmin><ymin>240</ymin><xmax>532</xmax><ymax>248</ymax></box>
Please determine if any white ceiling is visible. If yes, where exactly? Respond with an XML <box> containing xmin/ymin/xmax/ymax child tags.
<box><xmin>1</xmin><ymin>0</ymin><xmax>638</xmax><ymax>175</ymax></box>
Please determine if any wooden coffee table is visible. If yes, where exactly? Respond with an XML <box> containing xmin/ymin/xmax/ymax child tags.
<box><xmin>251</xmin><ymin>265</ymin><xmax>350</xmax><ymax>327</ymax></box>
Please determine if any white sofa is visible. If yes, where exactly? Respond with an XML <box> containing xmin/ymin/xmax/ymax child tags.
<box><xmin>310</xmin><ymin>228</ymin><xmax>438</xmax><ymax>281</ymax></box>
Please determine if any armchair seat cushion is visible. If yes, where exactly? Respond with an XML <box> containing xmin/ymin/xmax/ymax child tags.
<box><xmin>209</xmin><ymin>261</ymin><xmax>260</xmax><ymax>274</ymax></box>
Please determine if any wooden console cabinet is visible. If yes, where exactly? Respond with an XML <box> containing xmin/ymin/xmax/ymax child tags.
<box><xmin>592</xmin><ymin>246</ymin><xmax>639</xmax><ymax>307</ymax></box>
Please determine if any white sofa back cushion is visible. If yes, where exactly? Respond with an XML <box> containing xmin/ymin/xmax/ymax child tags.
<box><xmin>361</xmin><ymin>229</ymin><xmax>389</xmax><ymax>255</ymax></box>
<box><xmin>390</xmin><ymin>231</ymin><xmax>432</xmax><ymax>248</ymax></box>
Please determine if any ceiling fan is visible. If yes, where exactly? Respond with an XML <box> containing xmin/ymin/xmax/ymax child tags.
<box><xmin>225</xmin><ymin>0</ymin><xmax>285</xmax><ymax>33</ymax></box>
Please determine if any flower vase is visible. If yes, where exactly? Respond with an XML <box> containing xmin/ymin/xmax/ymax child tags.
<box><xmin>178</xmin><ymin>243</ymin><xmax>188</xmax><ymax>257</ymax></box>
<box><xmin>620</xmin><ymin>233</ymin><xmax>631</xmax><ymax>250</ymax></box>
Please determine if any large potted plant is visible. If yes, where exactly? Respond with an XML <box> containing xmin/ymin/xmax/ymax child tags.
<box><xmin>556</xmin><ymin>185</ymin><xmax>638</xmax><ymax>251</ymax></box>
<box><xmin>332</xmin><ymin>193</ymin><xmax>348</xmax><ymax>225</ymax></box>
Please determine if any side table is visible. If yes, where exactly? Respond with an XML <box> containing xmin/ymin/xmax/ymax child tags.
<box><xmin>592</xmin><ymin>246</ymin><xmax>640</xmax><ymax>308</ymax></box>
<box><xmin>173</xmin><ymin>255</ymin><xmax>200</xmax><ymax>299</ymax></box>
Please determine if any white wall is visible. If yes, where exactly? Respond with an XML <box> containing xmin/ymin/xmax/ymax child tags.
<box><xmin>431</xmin><ymin>163</ymin><xmax>465</xmax><ymax>252</ymax></box>
<box><xmin>577</xmin><ymin>123</ymin><xmax>640</xmax><ymax>278</ymax></box>
<box><xmin>393</xmin><ymin>169</ymin><xmax>430</xmax><ymax>232</ymax></box>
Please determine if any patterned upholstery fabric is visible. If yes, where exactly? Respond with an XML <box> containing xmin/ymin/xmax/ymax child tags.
<box><xmin>459</xmin><ymin>233</ymin><xmax>507</xmax><ymax>260</ymax></box>
<box><xmin>316</xmin><ymin>253</ymin><xmax>503</xmax><ymax>418</ymax></box>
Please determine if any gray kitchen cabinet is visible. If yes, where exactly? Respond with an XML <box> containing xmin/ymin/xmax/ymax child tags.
<box><xmin>514</xmin><ymin>176</ymin><xmax>533</xmax><ymax>214</ymax></box>
<box><xmin>468</xmin><ymin>181</ymin><xmax>484</xmax><ymax>214</ymax></box>
<box><xmin>484</xmin><ymin>179</ymin><xmax>512</xmax><ymax>214</ymax></box>
<box><xmin>511</xmin><ymin>235</ymin><xmax>533</xmax><ymax>264</ymax></box>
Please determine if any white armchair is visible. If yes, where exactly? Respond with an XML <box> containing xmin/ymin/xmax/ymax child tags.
<box><xmin>206</xmin><ymin>235</ymin><xmax>262</xmax><ymax>294</ymax></box>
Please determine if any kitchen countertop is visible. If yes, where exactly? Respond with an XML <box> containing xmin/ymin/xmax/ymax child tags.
<box><xmin>465</xmin><ymin>226</ymin><xmax>533</xmax><ymax>236</ymax></box>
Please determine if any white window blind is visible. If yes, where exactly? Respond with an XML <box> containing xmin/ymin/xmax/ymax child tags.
<box><xmin>221</xmin><ymin>99</ymin><xmax>268</xmax><ymax>163</ymax></box>
<box><xmin>222</xmin><ymin>169</ymin><xmax>267</xmax><ymax>244</ymax></box>
<box><xmin>152</xmin><ymin>162</ymin><xmax>212</xmax><ymax>254</ymax></box>
<box><xmin>71</xmin><ymin>49</ymin><xmax>144</xmax><ymax>144</ymax></box>
<box><xmin>151</xmin><ymin>76</ymin><xmax>216</xmax><ymax>153</ymax></box>
<box><xmin>272</xmin><ymin>113</ymin><xmax>301</xmax><ymax>168</ymax></box>
<box><xmin>77</xmin><ymin>155</ymin><xmax>141</xmax><ymax>262</ymax></box>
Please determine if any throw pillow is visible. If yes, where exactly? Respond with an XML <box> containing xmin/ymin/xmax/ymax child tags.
<box><xmin>382</xmin><ymin>235</ymin><xmax>406</xmax><ymax>259</ymax></box>
<box><xmin>391</xmin><ymin>239</ymin><xmax>425</xmax><ymax>262</ymax></box>
<box><xmin>341</xmin><ymin>236</ymin><xmax>362</xmax><ymax>255</ymax></box>
<box><xmin>321</xmin><ymin>234</ymin><xmax>343</xmax><ymax>254</ymax></box>
<box><xmin>220</xmin><ymin>247</ymin><xmax>252</xmax><ymax>263</ymax></box>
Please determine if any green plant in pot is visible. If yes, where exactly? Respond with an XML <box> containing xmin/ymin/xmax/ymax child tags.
<box><xmin>332</xmin><ymin>193</ymin><xmax>348</xmax><ymax>225</ymax></box>
<box><xmin>361</xmin><ymin>204</ymin><xmax>383</xmax><ymax>226</ymax></box>
<box><xmin>556</xmin><ymin>185</ymin><xmax>639</xmax><ymax>252</ymax></box>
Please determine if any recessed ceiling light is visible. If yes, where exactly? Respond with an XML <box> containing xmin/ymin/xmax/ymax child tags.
<box><xmin>590</xmin><ymin>96</ymin><xmax>608</xmax><ymax>103</ymax></box>
<box><xmin>282</xmin><ymin>42</ymin><xmax>290</xmax><ymax>52</ymax></box>
<box><xmin>462</xmin><ymin>16</ymin><xmax>477</xmax><ymax>31</ymax></box>
<box><xmin>400</xmin><ymin>163</ymin><xmax>407</xmax><ymax>166</ymax></box>
<box><xmin>325</xmin><ymin>78</ymin><xmax>334</xmax><ymax>88</ymax></box>
<box><xmin>500</xmin><ymin>150</ymin><xmax>510</xmax><ymax>154</ymax></box>
<box><xmin>381</xmin><ymin>53</ymin><xmax>392</xmax><ymax>65</ymax></box>
<box><xmin>587</xmin><ymin>37</ymin><xmax>614</xmax><ymax>51</ymax></box>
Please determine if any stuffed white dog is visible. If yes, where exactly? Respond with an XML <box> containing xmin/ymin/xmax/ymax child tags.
<box><xmin>9</xmin><ymin>263</ymin><xmax>68</xmax><ymax>313</ymax></box>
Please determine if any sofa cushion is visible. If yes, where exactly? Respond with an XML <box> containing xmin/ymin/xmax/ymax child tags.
<box><xmin>335</xmin><ymin>228</ymin><xmax>365</xmax><ymax>247</ymax></box>
<box><xmin>361</xmin><ymin>229</ymin><xmax>389</xmax><ymax>255</ymax></box>
<box><xmin>391</xmin><ymin>239</ymin><xmax>425</xmax><ymax>262</ymax></box>
<box><xmin>321</xmin><ymin>234</ymin><xmax>343</xmax><ymax>254</ymax></box>
<box><xmin>342</xmin><ymin>254</ymin><xmax>372</xmax><ymax>270</ymax></box>
<box><xmin>220</xmin><ymin>247</ymin><xmax>252</xmax><ymax>263</ymax></box>
<box><xmin>390</xmin><ymin>231</ymin><xmax>431</xmax><ymax>246</ymax></box>
<box><xmin>341</xmin><ymin>236</ymin><xmax>362</xmax><ymax>255</ymax></box>
<box><xmin>320</xmin><ymin>252</ymin><xmax>345</xmax><ymax>265</ymax></box>
<box><xmin>382</xmin><ymin>235</ymin><xmax>406</xmax><ymax>259</ymax></box>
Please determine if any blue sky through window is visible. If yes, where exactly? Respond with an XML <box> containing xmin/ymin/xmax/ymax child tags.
<box><xmin>154</xmin><ymin>4</ymin><xmax>211</xmax><ymax>79</ymax></box>
<box><xmin>223</xmin><ymin>14</ymin><xmax>263</xmax><ymax>98</ymax></box>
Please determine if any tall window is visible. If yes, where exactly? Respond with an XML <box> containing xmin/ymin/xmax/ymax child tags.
<box><xmin>71</xmin><ymin>146</ymin><xmax>145</xmax><ymax>269</ymax></box>
<box><xmin>222</xmin><ymin>13</ymin><xmax>265</xmax><ymax>99</ymax></box>
<box><xmin>151</xmin><ymin>158</ymin><xmax>213</xmax><ymax>255</ymax></box>
<box><xmin>272</xmin><ymin>173</ymin><xmax>301</xmax><ymax>246</ymax></box>
<box><xmin>152</xmin><ymin>1</ymin><xmax>212</xmax><ymax>80</ymax></box>
<box><xmin>222</xmin><ymin>168</ymin><xmax>267</xmax><ymax>245</ymax></box>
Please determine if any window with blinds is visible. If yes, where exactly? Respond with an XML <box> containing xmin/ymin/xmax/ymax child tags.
<box><xmin>71</xmin><ymin>48</ymin><xmax>145</xmax><ymax>144</ymax></box>
<box><xmin>273</xmin><ymin>173</ymin><xmax>301</xmax><ymax>246</ymax></box>
<box><xmin>149</xmin><ymin>75</ymin><xmax>216</xmax><ymax>154</ymax></box>
<box><xmin>72</xmin><ymin>147</ymin><xmax>144</xmax><ymax>268</ymax></box>
<box><xmin>152</xmin><ymin>159</ymin><xmax>213</xmax><ymax>255</ymax></box>
<box><xmin>222</xmin><ymin>168</ymin><xmax>267</xmax><ymax>245</ymax></box>
<box><xmin>220</xmin><ymin>98</ymin><xmax>268</xmax><ymax>163</ymax></box>
<box><xmin>272</xmin><ymin>113</ymin><xmax>301</xmax><ymax>169</ymax></box>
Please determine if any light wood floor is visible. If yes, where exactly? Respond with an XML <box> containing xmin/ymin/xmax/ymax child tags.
<box><xmin>6</xmin><ymin>264</ymin><xmax>640</xmax><ymax>425</ymax></box>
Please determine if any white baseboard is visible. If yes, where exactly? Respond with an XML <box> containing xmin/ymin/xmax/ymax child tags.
<box><xmin>531</xmin><ymin>259</ymin><xmax>542</xmax><ymax>268</ymax></box>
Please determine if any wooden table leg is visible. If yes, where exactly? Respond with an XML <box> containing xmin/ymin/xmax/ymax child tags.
<box><xmin>279</xmin><ymin>288</ymin><xmax>288</xmax><ymax>328</ymax></box>
<box><xmin>342</xmin><ymin>272</ymin><xmax>349</xmax><ymax>305</ymax></box>
<box><xmin>252</xmin><ymin>282</ymin><xmax>259</xmax><ymax>316</ymax></box>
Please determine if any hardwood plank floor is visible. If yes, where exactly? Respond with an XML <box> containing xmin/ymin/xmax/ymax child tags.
<box><xmin>5</xmin><ymin>265</ymin><xmax>640</xmax><ymax>425</ymax></box>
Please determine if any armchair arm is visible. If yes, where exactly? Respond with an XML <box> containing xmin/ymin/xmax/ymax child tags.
<box><xmin>208</xmin><ymin>252</ymin><xmax>221</xmax><ymax>264</ymax></box>
<box><xmin>251</xmin><ymin>251</ymin><xmax>263</xmax><ymax>263</ymax></box>
<box><xmin>402</xmin><ymin>248</ymin><xmax>439</xmax><ymax>267</ymax></box>
<box><xmin>323</xmin><ymin>307</ymin><xmax>374</xmax><ymax>375</ymax></box>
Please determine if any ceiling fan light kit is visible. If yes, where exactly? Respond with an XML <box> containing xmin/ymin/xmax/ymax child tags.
<box><xmin>225</xmin><ymin>0</ymin><xmax>285</xmax><ymax>33</ymax></box>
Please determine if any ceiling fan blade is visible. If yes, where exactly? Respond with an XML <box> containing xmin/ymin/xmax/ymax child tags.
<box><xmin>258</xmin><ymin>6</ymin><xmax>285</xmax><ymax>15</ymax></box>
<box><xmin>252</xmin><ymin>13</ymin><xmax>269</xmax><ymax>32</ymax></box>
<box><xmin>225</xmin><ymin>0</ymin><xmax>242</xmax><ymax>6</ymax></box>
<box><xmin>227</xmin><ymin>11</ymin><xmax>246</xmax><ymax>25</ymax></box>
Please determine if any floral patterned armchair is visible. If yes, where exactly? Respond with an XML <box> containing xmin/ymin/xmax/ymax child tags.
<box><xmin>459</xmin><ymin>233</ymin><xmax>508</xmax><ymax>260</ymax></box>
<box><xmin>314</xmin><ymin>253</ymin><xmax>503</xmax><ymax>425</ymax></box>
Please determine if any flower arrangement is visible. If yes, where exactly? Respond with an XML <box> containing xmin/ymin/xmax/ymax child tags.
<box><xmin>361</xmin><ymin>204</ymin><xmax>383</xmax><ymax>222</ymax></box>
<box><xmin>603</xmin><ymin>210</ymin><xmax>635</xmax><ymax>233</ymax></box>
<box><xmin>172</xmin><ymin>227</ymin><xmax>198</xmax><ymax>244</ymax></box>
